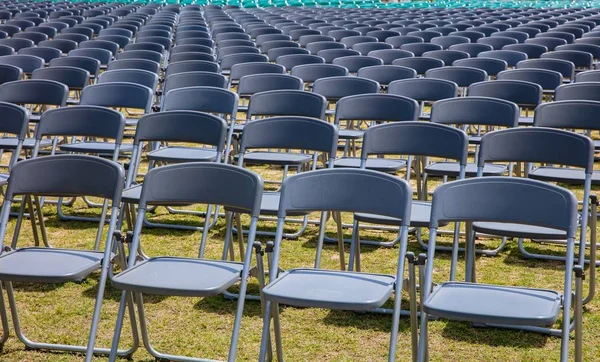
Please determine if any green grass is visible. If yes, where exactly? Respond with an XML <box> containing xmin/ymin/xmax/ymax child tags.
<box><xmin>0</xmin><ymin>162</ymin><xmax>598</xmax><ymax>362</ymax></box>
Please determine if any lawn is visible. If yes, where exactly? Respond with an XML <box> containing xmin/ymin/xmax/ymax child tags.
<box><xmin>0</xmin><ymin>162</ymin><xmax>597</xmax><ymax>362</ymax></box>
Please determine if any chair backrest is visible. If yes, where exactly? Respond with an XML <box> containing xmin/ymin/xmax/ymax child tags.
<box><xmin>4</xmin><ymin>154</ymin><xmax>124</xmax><ymax>204</ymax></box>
<box><xmin>431</xmin><ymin>96</ymin><xmax>520</xmax><ymax>127</ymax></box>
<box><xmin>49</xmin><ymin>56</ymin><xmax>100</xmax><ymax>78</ymax></box>
<box><xmin>541</xmin><ymin>49</ymin><xmax>593</xmax><ymax>69</ymax></box>
<box><xmin>79</xmin><ymin>39</ymin><xmax>119</xmax><ymax>56</ymax></box>
<box><xmin>36</xmin><ymin>105</ymin><xmax>125</xmax><ymax>144</ymax></box>
<box><xmin>238</xmin><ymin>74</ymin><xmax>303</xmax><ymax>95</ymax></box>
<box><xmin>517</xmin><ymin>58</ymin><xmax>575</xmax><ymax>79</ymax></box>
<box><xmin>32</xmin><ymin>66</ymin><xmax>89</xmax><ymax>90</ymax></box>
<box><xmin>247</xmin><ymin>90</ymin><xmax>327</xmax><ymax>119</ymax></box>
<box><xmin>534</xmin><ymin>100</ymin><xmax>600</xmax><ymax>132</ymax></box>
<box><xmin>117</xmin><ymin>49</ymin><xmax>162</xmax><ymax>63</ymax></box>
<box><xmin>312</xmin><ymin>76</ymin><xmax>379</xmax><ymax>101</ymax></box>
<box><xmin>278</xmin><ymin>168</ymin><xmax>411</xmax><ymax>222</ymax></box>
<box><xmin>335</xmin><ymin>94</ymin><xmax>418</xmax><ymax>124</ymax></box>
<box><xmin>391</xmin><ymin>57</ymin><xmax>444</xmax><ymax>75</ymax></box>
<box><xmin>162</xmin><ymin>86</ymin><xmax>238</xmax><ymax>116</ymax></box>
<box><xmin>575</xmin><ymin>69</ymin><xmax>600</xmax><ymax>82</ymax></box>
<box><xmin>290</xmin><ymin>63</ymin><xmax>348</xmax><ymax>83</ymax></box>
<box><xmin>240</xmin><ymin>116</ymin><xmax>338</xmax><ymax>159</ymax></box>
<box><xmin>98</xmin><ymin>69</ymin><xmax>158</xmax><ymax>90</ymax></box>
<box><xmin>18</xmin><ymin>47</ymin><xmax>62</xmax><ymax>63</ymax></box>
<box><xmin>497</xmin><ymin>68</ymin><xmax>562</xmax><ymax>91</ymax></box>
<box><xmin>80</xmin><ymin>82</ymin><xmax>153</xmax><ymax>112</ymax></box>
<box><xmin>356</xmin><ymin>65</ymin><xmax>416</xmax><ymax>86</ymax></box>
<box><xmin>503</xmin><ymin>43</ymin><xmax>548</xmax><ymax>59</ymax></box>
<box><xmin>138</xmin><ymin>163</ymin><xmax>262</xmax><ymax>217</ymax></box>
<box><xmin>361</xmin><ymin>121</ymin><xmax>468</xmax><ymax>165</ymax></box>
<box><xmin>165</xmin><ymin>60</ymin><xmax>219</xmax><ymax>76</ymax></box>
<box><xmin>0</xmin><ymin>54</ymin><xmax>43</xmax><ymax>74</ymax></box>
<box><xmin>525</xmin><ymin>36</ymin><xmax>567</xmax><ymax>50</ymax></box>
<box><xmin>0</xmin><ymin>101</ymin><xmax>29</xmax><ymax>140</ymax></box>
<box><xmin>468</xmin><ymin>79</ymin><xmax>542</xmax><ymax>107</ymax></box>
<box><xmin>0</xmin><ymin>79</ymin><xmax>68</xmax><ymax>106</ymax></box>
<box><xmin>400</xmin><ymin>42</ymin><xmax>443</xmax><ymax>56</ymax></box>
<box><xmin>389</xmin><ymin>78</ymin><xmax>458</xmax><ymax>102</ymax></box>
<box><xmin>429</xmin><ymin>176</ymin><xmax>577</xmax><ymax>237</ymax></box>
<box><xmin>163</xmin><ymin>71</ymin><xmax>227</xmax><ymax>93</ymax></box>
<box><xmin>133</xmin><ymin>111</ymin><xmax>226</xmax><ymax>155</ymax></box>
<box><xmin>385</xmin><ymin>35</ymin><xmax>424</xmax><ymax>48</ymax></box>
<box><xmin>555</xmin><ymin>82</ymin><xmax>600</xmax><ymax>101</ymax></box>
<box><xmin>68</xmin><ymin>48</ymin><xmax>112</xmax><ymax>65</ymax></box>
<box><xmin>0</xmin><ymin>64</ymin><xmax>22</xmax><ymax>84</ymax></box>
<box><xmin>478</xmin><ymin>127</ymin><xmax>594</xmax><ymax>174</ymax></box>
<box><xmin>425</xmin><ymin>66</ymin><xmax>488</xmax><ymax>88</ymax></box>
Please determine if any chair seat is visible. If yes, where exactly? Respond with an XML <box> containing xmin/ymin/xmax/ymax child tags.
<box><xmin>225</xmin><ymin>192</ymin><xmax>307</xmax><ymax>216</ymax></box>
<box><xmin>122</xmin><ymin>185</ymin><xmax>142</xmax><ymax>203</ymax></box>
<box><xmin>469</xmin><ymin>135</ymin><xmax>482</xmax><ymax>144</ymax></box>
<box><xmin>338</xmin><ymin>129</ymin><xmax>365</xmax><ymax>140</ymax></box>
<box><xmin>425</xmin><ymin>162</ymin><xmax>506</xmax><ymax>177</ymax></box>
<box><xmin>529</xmin><ymin>166</ymin><xmax>600</xmax><ymax>185</ymax></box>
<box><xmin>594</xmin><ymin>140</ymin><xmax>600</xmax><ymax>150</ymax></box>
<box><xmin>241</xmin><ymin>152</ymin><xmax>313</xmax><ymax>166</ymax></box>
<box><xmin>355</xmin><ymin>201</ymin><xmax>447</xmax><ymax>228</ymax></box>
<box><xmin>147</xmin><ymin>147</ymin><xmax>219</xmax><ymax>163</ymax></box>
<box><xmin>0</xmin><ymin>247</ymin><xmax>108</xmax><ymax>283</ymax></box>
<box><xmin>424</xmin><ymin>281</ymin><xmax>562</xmax><ymax>326</ymax></box>
<box><xmin>518</xmin><ymin>116</ymin><xmax>534</xmax><ymax>126</ymax></box>
<box><xmin>334</xmin><ymin>157</ymin><xmax>407</xmax><ymax>172</ymax></box>
<box><xmin>262</xmin><ymin>268</ymin><xmax>396</xmax><ymax>311</ymax></box>
<box><xmin>472</xmin><ymin>221</ymin><xmax>566</xmax><ymax>239</ymax></box>
<box><xmin>125</xmin><ymin>118</ymin><xmax>140</xmax><ymax>126</ymax></box>
<box><xmin>0</xmin><ymin>138</ymin><xmax>53</xmax><ymax>150</ymax></box>
<box><xmin>60</xmin><ymin>142</ymin><xmax>134</xmax><ymax>154</ymax></box>
<box><xmin>111</xmin><ymin>257</ymin><xmax>244</xmax><ymax>297</ymax></box>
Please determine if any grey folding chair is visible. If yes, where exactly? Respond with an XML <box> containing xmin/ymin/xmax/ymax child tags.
<box><xmin>0</xmin><ymin>79</ymin><xmax>68</xmax><ymax>123</ymax></box>
<box><xmin>233</xmin><ymin>116</ymin><xmax>337</xmax><ymax>242</ymax></box>
<box><xmin>108</xmin><ymin>163</ymin><xmax>263</xmax><ymax>362</ymax></box>
<box><xmin>0</xmin><ymin>154</ymin><xmax>135</xmax><ymax>361</ymax></box>
<box><xmin>258</xmin><ymin>167</ymin><xmax>414</xmax><ymax>362</ymax></box>
<box><xmin>0</xmin><ymin>102</ymin><xmax>29</xmax><ymax>193</ymax></box>
<box><xmin>388</xmin><ymin>78</ymin><xmax>458</xmax><ymax>120</ymax></box>
<box><xmin>418</xmin><ymin>175</ymin><xmax>583</xmax><ymax>362</ymax></box>
<box><xmin>120</xmin><ymin>110</ymin><xmax>227</xmax><ymax>232</ymax></box>
<box><xmin>32</xmin><ymin>66</ymin><xmax>90</xmax><ymax>104</ymax></box>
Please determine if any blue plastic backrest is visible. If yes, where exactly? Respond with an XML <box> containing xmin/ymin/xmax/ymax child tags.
<box><xmin>0</xmin><ymin>79</ymin><xmax>68</xmax><ymax>106</ymax></box>
<box><xmin>247</xmin><ymin>90</ymin><xmax>326</xmax><ymax>119</ymax></box>
<box><xmin>430</xmin><ymin>176</ymin><xmax>578</xmax><ymax>236</ymax></box>
<box><xmin>139</xmin><ymin>163</ymin><xmax>263</xmax><ymax>216</ymax></box>
<box><xmin>362</xmin><ymin>121</ymin><xmax>468</xmax><ymax>163</ymax></box>
<box><xmin>238</xmin><ymin>74</ymin><xmax>303</xmax><ymax>94</ymax></box>
<box><xmin>497</xmin><ymin>68</ymin><xmax>562</xmax><ymax>90</ymax></box>
<box><xmin>240</xmin><ymin>116</ymin><xmax>338</xmax><ymax>155</ymax></box>
<box><xmin>425</xmin><ymin>66</ymin><xmax>488</xmax><ymax>87</ymax></box>
<box><xmin>468</xmin><ymin>80</ymin><xmax>542</xmax><ymax>106</ymax></box>
<box><xmin>162</xmin><ymin>86</ymin><xmax>238</xmax><ymax>115</ymax></box>
<box><xmin>5</xmin><ymin>154</ymin><xmax>124</xmax><ymax>201</ymax></box>
<box><xmin>229</xmin><ymin>62</ymin><xmax>285</xmax><ymax>81</ymax></box>
<box><xmin>555</xmin><ymin>82</ymin><xmax>600</xmax><ymax>101</ymax></box>
<box><xmin>80</xmin><ymin>82</ymin><xmax>153</xmax><ymax>112</ymax></box>
<box><xmin>32</xmin><ymin>66</ymin><xmax>90</xmax><ymax>89</ymax></box>
<box><xmin>0</xmin><ymin>102</ymin><xmax>29</xmax><ymax>139</ymax></box>
<box><xmin>534</xmin><ymin>100</ymin><xmax>600</xmax><ymax>131</ymax></box>
<box><xmin>134</xmin><ymin>110</ymin><xmax>226</xmax><ymax>149</ymax></box>
<box><xmin>164</xmin><ymin>72</ymin><xmax>227</xmax><ymax>92</ymax></box>
<box><xmin>277</xmin><ymin>168</ymin><xmax>412</xmax><ymax>223</ymax></box>
<box><xmin>388</xmin><ymin>78</ymin><xmax>458</xmax><ymax>101</ymax></box>
<box><xmin>98</xmin><ymin>69</ymin><xmax>158</xmax><ymax>90</ymax></box>
<box><xmin>479</xmin><ymin>127</ymin><xmax>594</xmax><ymax>172</ymax></box>
<box><xmin>431</xmin><ymin>96</ymin><xmax>519</xmax><ymax>127</ymax></box>
<box><xmin>312</xmin><ymin>75</ymin><xmax>379</xmax><ymax>100</ymax></box>
<box><xmin>36</xmin><ymin>105</ymin><xmax>125</xmax><ymax>141</ymax></box>
<box><xmin>335</xmin><ymin>93</ymin><xmax>418</xmax><ymax>122</ymax></box>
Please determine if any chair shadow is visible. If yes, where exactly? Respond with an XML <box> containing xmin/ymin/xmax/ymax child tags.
<box><xmin>80</xmin><ymin>274</ymin><xmax>169</xmax><ymax>304</ymax></box>
<box><xmin>10</xmin><ymin>281</ymin><xmax>62</xmax><ymax>293</ymax></box>
<box><xmin>322</xmin><ymin>305</ymin><xmax>412</xmax><ymax>333</ymax></box>
<box><xmin>193</xmin><ymin>293</ymin><xmax>264</xmax><ymax>318</ymax></box>
<box><xmin>440</xmin><ymin>320</ymin><xmax>550</xmax><ymax>349</ymax></box>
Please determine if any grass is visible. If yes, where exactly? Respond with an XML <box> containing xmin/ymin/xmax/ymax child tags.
<box><xmin>0</xmin><ymin>160</ymin><xmax>598</xmax><ymax>362</ymax></box>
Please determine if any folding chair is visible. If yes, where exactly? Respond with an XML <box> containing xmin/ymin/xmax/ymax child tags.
<box><xmin>388</xmin><ymin>78</ymin><xmax>458</xmax><ymax>120</ymax></box>
<box><xmin>526</xmin><ymin>36</ymin><xmax>567</xmax><ymax>50</ymax></box>
<box><xmin>0</xmin><ymin>79</ymin><xmax>68</xmax><ymax>124</ymax></box>
<box><xmin>32</xmin><ymin>66</ymin><xmax>89</xmax><ymax>104</ymax></box>
<box><xmin>0</xmin><ymin>64</ymin><xmax>21</xmax><ymax>84</ymax></box>
<box><xmin>448</xmin><ymin>43</ymin><xmax>492</xmax><ymax>57</ymax></box>
<box><xmin>497</xmin><ymin>68</ymin><xmax>562</xmax><ymax>99</ymax></box>
<box><xmin>50</xmin><ymin>56</ymin><xmax>101</xmax><ymax>80</ymax></box>
<box><xmin>0</xmin><ymin>101</ymin><xmax>29</xmax><ymax>191</ymax></box>
<box><xmin>385</xmin><ymin>35</ymin><xmax>424</xmax><ymax>48</ymax></box>
<box><xmin>357</xmin><ymin>65</ymin><xmax>416</xmax><ymax>87</ymax></box>
<box><xmin>431</xmin><ymin>35</ymin><xmax>470</xmax><ymax>49</ymax></box>
<box><xmin>0</xmin><ymin>54</ymin><xmax>43</xmax><ymax>76</ymax></box>
<box><xmin>418</xmin><ymin>175</ymin><xmax>583</xmax><ymax>362</ymax></box>
<box><xmin>400</xmin><ymin>43</ymin><xmax>443</xmax><ymax>57</ymax></box>
<box><xmin>313</xmin><ymin>76</ymin><xmax>379</xmax><ymax>117</ymax></box>
<box><xmin>259</xmin><ymin>167</ymin><xmax>414</xmax><ymax>362</ymax></box>
<box><xmin>109</xmin><ymin>163</ymin><xmax>262</xmax><ymax>362</ymax></box>
<box><xmin>165</xmin><ymin>59</ymin><xmax>219</xmax><ymax>77</ymax></box>
<box><xmin>18</xmin><ymin>46</ymin><xmax>61</xmax><ymax>63</ymax></box>
<box><xmin>98</xmin><ymin>69</ymin><xmax>159</xmax><ymax>91</ymax></box>
<box><xmin>0</xmin><ymin>154</ymin><xmax>136</xmax><ymax>361</ymax></box>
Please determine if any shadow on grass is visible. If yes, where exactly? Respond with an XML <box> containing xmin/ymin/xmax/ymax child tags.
<box><xmin>440</xmin><ymin>320</ymin><xmax>549</xmax><ymax>348</ymax></box>
<box><xmin>193</xmin><ymin>294</ymin><xmax>264</xmax><ymax>317</ymax></box>
<box><xmin>322</xmin><ymin>307</ymin><xmax>412</xmax><ymax>333</ymax></box>
<box><xmin>80</xmin><ymin>274</ymin><xmax>169</xmax><ymax>304</ymax></box>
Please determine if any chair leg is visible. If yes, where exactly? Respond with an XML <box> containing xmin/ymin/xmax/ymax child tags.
<box><xmin>407</xmin><ymin>253</ymin><xmax>418</xmax><ymax>362</ymax></box>
<box><xmin>574</xmin><ymin>265</ymin><xmax>584</xmax><ymax>362</ymax></box>
<box><xmin>333</xmin><ymin>212</ymin><xmax>346</xmax><ymax>271</ymax></box>
<box><xmin>0</xmin><ymin>283</ymin><xmax>9</xmax><ymax>346</ymax></box>
<box><xmin>388</xmin><ymin>226</ymin><xmax>409</xmax><ymax>362</ymax></box>
<box><xmin>584</xmin><ymin>196</ymin><xmax>597</xmax><ymax>305</ymax></box>
<box><xmin>255</xmin><ymin>243</ymin><xmax>273</xmax><ymax>362</ymax></box>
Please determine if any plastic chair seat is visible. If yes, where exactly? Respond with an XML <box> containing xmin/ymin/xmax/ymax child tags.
<box><xmin>338</xmin><ymin>129</ymin><xmax>365</xmax><ymax>139</ymax></box>
<box><xmin>518</xmin><ymin>116</ymin><xmax>534</xmax><ymax>125</ymax></box>
<box><xmin>147</xmin><ymin>147</ymin><xmax>219</xmax><ymax>163</ymax></box>
<box><xmin>60</xmin><ymin>142</ymin><xmax>134</xmax><ymax>154</ymax></box>
<box><xmin>424</xmin><ymin>281</ymin><xmax>562</xmax><ymax>326</ymax></box>
<box><xmin>241</xmin><ymin>151</ymin><xmax>313</xmax><ymax>166</ymax></box>
<box><xmin>262</xmin><ymin>268</ymin><xmax>395</xmax><ymax>311</ymax></box>
<box><xmin>0</xmin><ymin>137</ymin><xmax>53</xmax><ymax>150</ymax></box>
<box><xmin>334</xmin><ymin>157</ymin><xmax>407</xmax><ymax>172</ymax></box>
<box><xmin>227</xmin><ymin>192</ymin><xmax>307</xmax><ymax>216</ymax></box>
<box><xmin>425</xmin><ymin>162</ymin><xmax>506</xmax><ymax>177</ymax></box>
<box><xmin>0</xmin><ymin>247</ymin><xmax>109</xmax><ymax>283</ymax></box>
<box><xmin>355</xmin><ymin>201</ymin><xmax>447</xmax><ymax>228</ymax></box>
<box><xmin>111</xmin><ymin>257</ymin><xmax>244</xmax><ymax>297</ymax></box>
<box><xmin>472</xmin><ymin>221</ymin><xmax>566</xmax><ymax>239</ymax></box>
<box><xmin>529</xmin><ymin>166</ymin><xmax>600</xmax><ymax>185</ymax></box>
